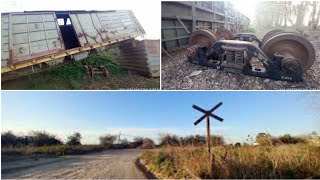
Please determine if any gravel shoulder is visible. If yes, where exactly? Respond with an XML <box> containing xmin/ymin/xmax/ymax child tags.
<box><xmin>161</xmin><ymin>30</ymin><xmax>320</xmax><ymax>90</ymax></box>
<box><xmin>1</xmin><ymin>149</ymin><xmax>149</xmax><ymax>179</ymax></box>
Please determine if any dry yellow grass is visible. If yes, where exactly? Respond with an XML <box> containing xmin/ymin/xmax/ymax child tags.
<box><xmin>140</xmin><ymin>144</ymin><xmax>320</xmax><ymax>179</ymax></box>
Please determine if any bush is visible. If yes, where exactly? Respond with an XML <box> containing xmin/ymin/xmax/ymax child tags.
<box><xmin>180</xmin><ymin>135</ymin><xmax>206</xmax><ymax>146</ymax></box>
<box><xmin>99</xmin><ymin>134</ymin><xmax>117</xmax><ymax>147</ymax></box>
<box><xmin>66</xmin><ymin>132</ymin><xmax>82</xmax><ymax>146</ymax></box>
<box><xmin>255</xmin><ymin>133</ymin><xmax>272</xmax><ymax>146</ymax></box>
<box><xmin>158</xmin><ymin>134</ymin><xmax>224</xmax><ymax>147</ymax></box>
<box><xmin>210</xmin><ymin>135</ymin><xmax>225</xmax><ymax>146</ymax></box>
<box><xmin>159</xmin><ymin>134</ymin><xmax>180</xmax><ymax>146</ymax></box>
<box><xmin>28</xmin><ymin>131</ymin><xmax>63</xmax><ymax>146</ymax></box>
<box><xmin>140</xmin><ymin>138</ymin><xmax>156</xmax><ymax>149</ymax></box>
<box><xmin>1</xmin><ymin>131</ymin><xmax>62</xmax><ymax>147</ymax></box>
<box><xmin>277</xmin><ymin>134</ymin><xmax>306</xmax><ymax>144</ymax></box>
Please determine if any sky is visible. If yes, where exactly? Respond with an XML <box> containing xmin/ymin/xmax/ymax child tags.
<box><xmin>1</xmin><ymin>91</ymin><xmax>319</xmax><ymax>144</ymax></box>
<box><xmin>231</xmin><ymin>0</ymin><xmax>257</xmax><ymax>21</ymax></box>
<box><xmin>232</xmin><ymin>0</ymin><xmax>315</xmax><ymax>26</ymax></box>
<box><xmin>0</xmin><ymin>0</ymin><xmax>161</xmax><ymax>39</ymax></box>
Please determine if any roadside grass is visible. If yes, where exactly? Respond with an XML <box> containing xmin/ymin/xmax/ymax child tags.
<box><xmin>1</xmin><ymin>145</ymin><xmax>106</xmax><ymax>159</ymax></box>
<box><xmin>140</xmin><ymin>144</ymin><xmax>320</xmax><ymax>179</ymax></box>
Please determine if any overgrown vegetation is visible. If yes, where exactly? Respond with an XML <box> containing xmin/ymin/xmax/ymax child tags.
<box><xmin>141</xmin><ymin>132</ymin><xmax>320</xmax><ymax>179</ymax></box>
<box><xmin>28</xmin><ymin>53</ymin><xmax>126</xmax><ymax>90</ymax></box>
<box><xmin>141</xmin><ymin>144</ymin><xmax>320</xmax><ymax>179</ymax></box>
<box><xmin>2</xmin><ymin>50</ymin><xmax>160</xmax><ymax>90</ymax></box>
<box><xmin>2</xmin><ymin>131</ymin><xmax>63</xmax><ymax>147</ymax></box>
<box><xmin>158</xmin><ymin>134</ymin><xmax>225</xmax><ymax>147</ymax></box>
<box><xmin>1</xmin><ymin>131</ymin><xmax>156</xmax><ymax>159</ymax></box>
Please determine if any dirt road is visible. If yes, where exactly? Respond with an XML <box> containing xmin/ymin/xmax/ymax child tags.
<box><xmin>2</xmin><ymin>149</ymin><xmax>149</xmax><ymax>179</ymax></box>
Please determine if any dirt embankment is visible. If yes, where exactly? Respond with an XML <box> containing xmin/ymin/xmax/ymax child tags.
<box><xmin>2</xmin><ymin>149</ymin><xmax>151</xmax><ymax>179</ymax></box>
<box><xmin>161</xmin><ymin>30</ymin><xmax>320</xmax><ymax>90</ymax></box>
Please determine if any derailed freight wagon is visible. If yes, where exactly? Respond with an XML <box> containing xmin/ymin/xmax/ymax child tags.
<box><xmin>1</xmin><ymin>10</ymin><xmax>149</xmax><ymax>80</ymax></box>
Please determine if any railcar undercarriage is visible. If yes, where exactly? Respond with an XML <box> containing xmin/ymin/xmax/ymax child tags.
<box><xmin>186</xmin><ymin>28</ymin><xmax>315</xmax><ymax>82</ymax></box>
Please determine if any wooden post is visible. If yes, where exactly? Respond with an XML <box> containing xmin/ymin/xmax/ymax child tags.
<box><xmin>192</xmin><ymin>102</ymin><xmax>224</xmax><ymax>177</ymax></box>
<box><xmin>206</xmin><ymin>115</ymin><xmax>211</xmax><ymax>156</ymax></box>
<box><xmin>206</xmin><ymin>115</ymin><xmax>214</xmax><ymax>176</ymax></box>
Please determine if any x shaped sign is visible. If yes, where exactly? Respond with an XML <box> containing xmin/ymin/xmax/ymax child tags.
<box><xmin>193</xmin><ymin>102</ymin><xmax>223</xmax><ymax>125</ymax></box>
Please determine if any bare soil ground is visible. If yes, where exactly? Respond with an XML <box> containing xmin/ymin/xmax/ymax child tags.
<box><xmin>1</xmin><ymin>74</ymin><xmax>160</xmax><ymax>90</ymax></box>
<box><xmin>1</xmin><ymin>149</ymin><xmax>149</xmax><ymax>179</ymax></box>
<box><xmin>161</xmin><ymin>30</ymin><xmax>320</xmax><ymax>90</ymax></box>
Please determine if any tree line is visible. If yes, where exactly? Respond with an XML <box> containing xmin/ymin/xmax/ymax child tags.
<box><xmin>2</xmin><ymin>130</ymin><xmax>319</xmax><ymax>149</ymax></box>
<box><xmin>255</xmin><ymin>1</ymin><xmax>320</xmax><ymax>30</ymax></box>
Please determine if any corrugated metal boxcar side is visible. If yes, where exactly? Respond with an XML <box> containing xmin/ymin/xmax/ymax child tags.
<box><xmin>119</xmin><ymin>40</ymin><xmax>160</xmax><ymax>77</ymax></box>
<box><xmin>70</xmin><ymin>11</ymin><xmax>144</xmax><ymax>47</ymax></box>
<box><xmin>2</xmin><ymin>12</ymin><xmax>64</xmax><ymax>66</ymax></box>
<box><xmin>1</xmin><ymin>10</ymin><xmax>145</xmax><ymax>75</ymax></box>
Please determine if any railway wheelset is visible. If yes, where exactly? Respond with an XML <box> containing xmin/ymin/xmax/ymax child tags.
<box><xmin>186</xmin><ymin>28</ymin><xmax>315</xmax><ymax>82</ymax></box>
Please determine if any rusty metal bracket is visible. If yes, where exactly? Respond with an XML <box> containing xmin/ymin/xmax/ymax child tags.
<box><xmin>83</xmin><ymin>65</ymin><xmax>109</xmax><ymax>79</ymax></box>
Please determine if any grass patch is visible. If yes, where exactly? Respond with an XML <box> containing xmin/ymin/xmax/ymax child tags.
<box><xmin>26</xmin><ymin>53</ymin><xmax>126</xmax><ymax>90</ymax></box>
<box><xmin>141</xmin><ymin>145</ymin><xmax>320</xmax><ymax>179</ymax></box>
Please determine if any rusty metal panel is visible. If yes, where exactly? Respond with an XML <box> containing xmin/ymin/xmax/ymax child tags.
<box><xmin>70</xmin><ymin>10</ymin><xmax>145</xmax><ymax>47</ymax></box>
<box><xmin>119</xmin><ymin>40</ymin><xmax>160</xmax><ymax>77</ymax></box>
<box><xmin>3</xmin><ymin>12</ymin><xmax>65</xmax><ymax>65</ymax></box>
<box><xmin>1</xmin><ymin>14</ymin><xmax>9</xmax><ymax>66</ymax></box>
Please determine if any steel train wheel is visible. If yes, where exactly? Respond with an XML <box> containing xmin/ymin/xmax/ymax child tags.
<box><xmin>261</xmin><ymin>29</ymin><xmax>284</xmax><ymax>45</ymax></box>
<box><xmin>261</xmin><ymin>31</ymin><xmax>315</xmax><ymax>72</ymax></box>
<box><xmin>189</xmin><ymin>29</ymin><xmax>219</xmax><ymax>48</ymax></box>
<box><xmin>216</xmin><ymin>28</ymin><xmax>234</xmax><ymax>40</ymax></box>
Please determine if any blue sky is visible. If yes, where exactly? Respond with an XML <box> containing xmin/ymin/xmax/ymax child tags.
<box><xmin>1</xmin><ymin>91</ymin><xmax>319</xmax><ymax>144</ymax></box>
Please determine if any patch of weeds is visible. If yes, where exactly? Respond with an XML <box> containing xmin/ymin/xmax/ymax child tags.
<box><xmin>24</xmin><ymin>83</ymin><xmax>51</xmax><ymax>90</ymax></box>
<box><xmin>25</xmin><ymin>53</ymin><xmax>126</xmax><ymax>89</ymax></box>
<box><xmin>83</xmin><ymin>53</ymin><xmax>127</xmax><ymax>75</ymax></box>
<box><xmin>69</xmin><ymin>78</ymin><xmax>81</xmax><ymax>90</ymax></box>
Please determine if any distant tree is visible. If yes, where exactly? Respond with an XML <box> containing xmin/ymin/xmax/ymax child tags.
<box><xmin>99</xmin><ymin>134</ymin><xmax>117</xmax><ymax>147</ymax></box>
<box><xmin>1</xmin><ymin>131</ymin><xmax>18</xmax><ymax>147</ymax></box>
<box><xmin>210</xmin><ymin>135</ymin><xmax>225</xmax><ymax>146</ymax></box>
<box><xmin>132</xmin><ymin>137</ymin><xmax>144</xmax><ymax>148</ymax></box>
<box><xmin>159</xmin><ymin>134</ymin><xmax>180</xmax><ymax>146</ymax></box>
<box><xmin>310</xmin><ymin>131</ymin><xmax>318</xmax><ymax>136</ymax></box>
<box><xmin>235</xmin><ymin>142</ymin><xmax>241</xmax><ymax>147</ymax></box>
<box><xmin>277</xmin><ymin>134</ymin><xmax>306</xmax><ymax>144</ymax></box>
<box><xmin>181</xmin><ymin>135</ymin><xmax>206</xmax><ymax>146</ymax></box>
<box><xmin>66</xmin><ymin>132</ymin><xmax>82</xmax><ymax>146</ymax></box>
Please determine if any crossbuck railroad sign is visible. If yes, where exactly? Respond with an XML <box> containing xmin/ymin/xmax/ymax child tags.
<box><xmin>193</xmin><ymin>102</ymin><xmax>224</xmax><ymax>159</ymax></box>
